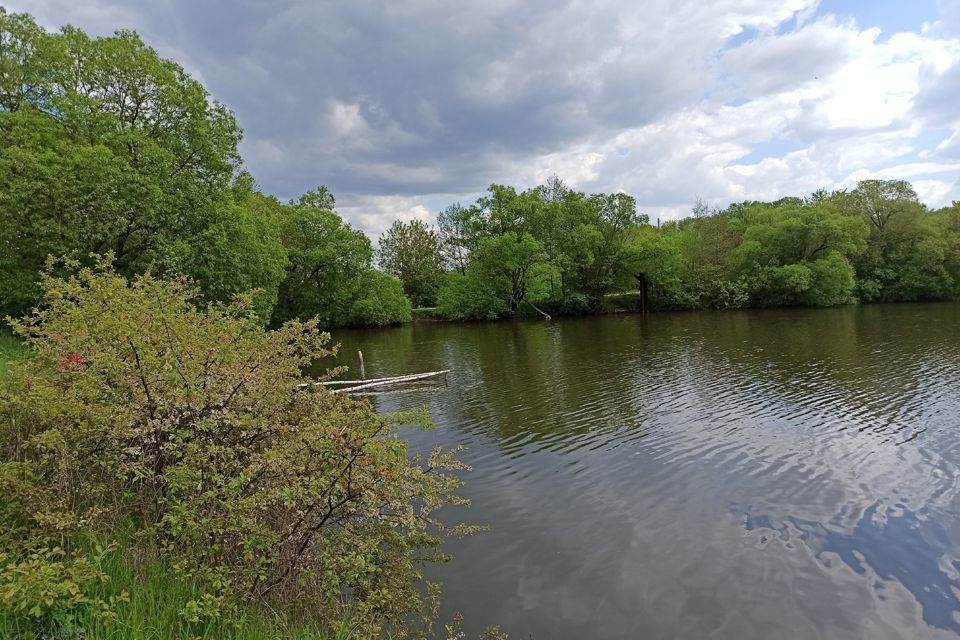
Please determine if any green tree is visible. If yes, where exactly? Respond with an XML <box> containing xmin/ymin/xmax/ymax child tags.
<box><xmin>437</xmin><ymin>203</ymin><xmax>471</xmax><ymax>274</ymax></box>
<box><xmin>272</xmin><ymin>188</ymin><xmax>411</xmax><ymax>327</ymax></box>
<box><xmin>0</xmin><ymin>10</ymin><xmax>283</xmax><ymax>319</ymax></box>
<box><xmin>840</xmin><ymin>180</ymin><xmax>954</xmax><ymax>301</ymax></box>
<box><xmin>580</xmin><ymin>192</ymin><xmax>648</xmax><ymax>307</ymax></box>
<box><xmin>377</xmin><ymin>219</ymin><xmax>444</xmax><ymax>307</ymax></box>
<box><xmin>850</xmin><ymin>179</ymin><xmax>919</xmax><ymax>232</ymax></box>
<box><xmin>436</xmin><ymin>185</ymin><xmax>551</xmax><ymax>318</ymax></box>
<box><xmin>622</xmin><ymin>225</ymin><xmax>692</xmax><ymax>309</ymax></box>
<box><xmin>732</xmin><ymin>200</ymin><xmax>866</xmax><ymax>306</ymax></box>
<box><xmin>436</xmin><ymin>271</ymin><xmax>511</xmax><ymax>320</ymax></box>
<box><xmin>348</xmin><ymin>269</ymin><xmax>413</xmax><ymax>325</ymax></box>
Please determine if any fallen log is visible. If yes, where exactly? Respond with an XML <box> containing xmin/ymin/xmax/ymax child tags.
<box><xmin>313</xmin><ymin>375</ymin><xmax>412</xmax><ymax>386</ymax></box>
<box><xmin>331</xmin><ymin>370</ymin><xmax>450</xmax><ymax>394</ymax></box>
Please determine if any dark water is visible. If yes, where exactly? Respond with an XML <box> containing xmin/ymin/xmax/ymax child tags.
<box><xmin>329</xmin><ymin>304</ymin><xmax>960</xmax><ymax>639</ymax></box>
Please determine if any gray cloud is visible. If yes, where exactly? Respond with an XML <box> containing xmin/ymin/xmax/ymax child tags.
<box><xmin>7</xmin><ymin>0</ymin><xmax>960</xmax><ymax>234</ymax></box>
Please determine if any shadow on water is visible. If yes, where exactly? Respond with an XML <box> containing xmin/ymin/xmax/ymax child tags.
<box><xmin>328</xmin><ymin>303</ymin><xmax>960</xmax><ymax>640</ymax></box>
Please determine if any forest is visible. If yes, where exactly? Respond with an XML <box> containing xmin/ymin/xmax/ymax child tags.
<box><xmin>2</xmin><ymin>11</ymin><xmax>959</xmax><ymax>331</ymax></box>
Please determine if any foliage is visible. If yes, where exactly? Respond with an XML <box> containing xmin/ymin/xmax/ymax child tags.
<box><xmin>0</xmin><ymin>260</ymin><xmax>474</xmax><ymax>638</ymax></box>
<box><xmin>4</xmin><ymin>9</ymin><xmax>957</xmax><ymax>332</ymax></box>
<box><xmin>0</xmin><ymin>11</ymin><xmax>404</xmax><ymax>331</ymax></box>
<box><xmin>426</xmin><ymin>177</ymin><xmax>960</xmax><ymax>318</ymax></box>
<box><xmin>437</xmin><ymin>204</ymin><xmax>471</xmax><ymax>274</ymax></box>
<box><xmin>433</xmin><ymin>180</ymin><xmax>645</xmax><ymax>319</ymax></box>
<box><xmin>436</xmin><ymin>272</ymin><xmax>510</xmax><ymax>321</ymax></box>
<box><xmin>270</xmin><ymin>189</ymin><xmax>411</xmax><ymax>328</ymax></box>
<box><xmin>730</xmin><ymin>200</ymin><xmax>865</xmax><ymax>307</ymax></box>
<box><xmin>377</xmin><ymin>220</ymin><xmax>444</xmax><ymax>307</ymax></box>
<box><xmin>0</xmin><ymin>9</ymin><xmax>288</xmax><ymax>319</ymax></box>
<box><xmin>347</xmin><ymin>270</ymin><xmax>413</xmax><ymax>326</ymax></box>
<box><xmin>0</xmin><ymin>333</ymin><xmax>29</xmax><ymax>378</ymax></box>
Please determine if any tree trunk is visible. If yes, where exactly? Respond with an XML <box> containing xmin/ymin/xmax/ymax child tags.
<box><xmin>635</xmin><ymin>273</ymin><xmax>649</xmax><ymax>314</ymax></box>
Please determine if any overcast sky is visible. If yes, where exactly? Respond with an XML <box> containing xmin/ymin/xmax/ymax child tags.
<box><xmin>11</xmin><ymin>0</ymin><xmax>960</xmax><ymax>236</ymax></box>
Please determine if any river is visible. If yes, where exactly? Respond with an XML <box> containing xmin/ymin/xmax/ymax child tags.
<box><xmin>329</xmin><ymin>303</ymin><xmax>960</xmax><ymax>639</ymax></box>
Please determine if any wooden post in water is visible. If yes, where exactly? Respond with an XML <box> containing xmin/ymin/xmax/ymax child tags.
<box><xmin>358</xmin><ymin>350</ymin><xmax>366</xmax><ymax>380</ymax></box>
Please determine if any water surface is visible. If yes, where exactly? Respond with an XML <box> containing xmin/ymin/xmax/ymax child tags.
<box><xmin>331</xmin><ymin>304</ymin><xmax>960</xmax><ymax>639</ymax></box>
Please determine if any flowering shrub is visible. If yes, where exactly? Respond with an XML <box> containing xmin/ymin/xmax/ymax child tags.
<box><xmin>0</xmin><ymin>258</ymin><xmax>479</xmax><ymax>638</ymax></box>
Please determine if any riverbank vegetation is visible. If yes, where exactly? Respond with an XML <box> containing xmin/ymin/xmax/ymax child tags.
<box><xmin>3</xmin><ymin>9</ymin><xmax>959</xmax><ymax>333</ymax></box>
<box><xmin>410</xmin><ymin>179</ymin><xmax>960</xmax><ymax>320</ymax></box>
<box><xmin>0</xmin><ymin>259</ymin><xmax>503</xmax><ymax>639</ymax></box>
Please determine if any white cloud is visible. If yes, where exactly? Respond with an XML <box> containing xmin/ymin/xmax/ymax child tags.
<box><xmin>6</xmin><ymin>0</ymin><xmax>960</xmax><ymax>230</ymax></box>
<box><xmin>336</xmin><ymin>195</ymin><xmax>435</xmax><ymax>239</ymax></box>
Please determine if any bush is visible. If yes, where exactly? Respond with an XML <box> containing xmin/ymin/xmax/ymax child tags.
<box><xmin>804</xmin><ymin>251</ymin><xmax>856</xmax><ymax>306</ymax></box>
<box><xmin>697</xmin><ymin>279</ymin><xmax>749</xmax><ymax>310</ymax></box>
<box><xmin>348</xmin><ymin>270</ymin><xmax>413</xmax><ymax>326</ymax></box>
<box><xmin>436</xmin><ymin>272</ymin><xmax>510</xmax><ymax>321</ymax></box>
<box><xmin>745</xmin><ymin>256</ymin><xmax>856</xmax><ymax>308</ymax></box>
<box><xmin>0</xmin><ymin>258</ymin><xmax>472</xmax><ymax>638</ymax></box>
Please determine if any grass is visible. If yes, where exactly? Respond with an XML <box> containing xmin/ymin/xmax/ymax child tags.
<box><xmin>0</xmin><ymin>543</ymin><xmax>353</xmax><ymax>640</ymax></box>
<box><xmin>0</xmin><ymin>332</ymin><xmax>30</xmax><ymax>377</ymax></box>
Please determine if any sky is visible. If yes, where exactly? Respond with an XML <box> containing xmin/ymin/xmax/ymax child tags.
<box><xmin>10</xmin><ymin>0</ymin><xmax>960</xmax><ymax>236</ymax></box>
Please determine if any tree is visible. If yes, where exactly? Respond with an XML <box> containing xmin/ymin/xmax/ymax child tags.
<box><xmin>0</xmin><ymin>10</ymin><xmax>280</xmax><ymax>319</ymax></box>
<box><xmin>733</xmin><ymin>201</ymin><xmax>868</xmax><ymax>266</ymax></box>
<box><xmin>348</xmin><ymin>269</ymin><xmax>413</xmax><ymax>325</ymax></box>
<box><xmin>436</xmin><ymin>271</ymin><xmax>511</xmax><ymax>320</ymax></box>
<box><xmin>840</xmin><ymin>180</ymin><xmax>954</xmax><ymax>301</ymax></box>
<box><xmin>622</xmin><ymin>225</ymin><xmax>691</xmax><ymax>309</ymax></box>
<box><xmin>731</xmin><ymin>200</ymin><xmax>866</xmax><ymax>307</ymax></box>
<box><xmin>178</xmin><ymin>174</ymin><xmax>288</xmax><ymax>320</ymax></box>
<box><xmin>850</xmin><ymin>179</ymin><xmax>919</xmax><ymax>232</ymax></box>
<box><xmin>579</xmin><ymin>191</ymin><xmax>646</xmax><ymax>308</ymax></box>
<box><xmin>437</xmin><ymin>203</ymin><xmax>471</xmax><ymax>274</ymax></box>
<box><xmin>377</xmin><ymin>219</ymin><xmax>444</xmax><ymax>307</ymax></box>
<box><xmin>692</xmin><ymin>196</ymin><xmax>719</xmax><ymax>218</ymax></box>
<box><xmin>271</xmin><ymin>187</ymin><xmax>411</xmax><ymax>327</ymax></box>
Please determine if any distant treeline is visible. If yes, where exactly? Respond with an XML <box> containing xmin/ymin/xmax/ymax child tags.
<box><xmin>2</xmin><ymin>9</ymin><xmax>958</xmax><ymax>329</ymax></box>
<box><xmin>403</xmin><ymin>177</ymin><xmax>960</xmax><ymax>320</ymax></box>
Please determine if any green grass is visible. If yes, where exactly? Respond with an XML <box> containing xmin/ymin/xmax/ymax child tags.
<box><xmin>0</xmin><ymin>544</ymin><xmax>353</xmax><ymax>640</ymax></box>
<box><xmin>0</xmin><ymin>332</ymin><xmax>30</xmax><ymax>377</ymax></box>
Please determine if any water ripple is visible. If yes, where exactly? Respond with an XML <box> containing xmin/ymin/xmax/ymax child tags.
<box><xmin>330</xmin><ymin>303</ymin><xmax>960</xmax><ymax>639</ymax></box>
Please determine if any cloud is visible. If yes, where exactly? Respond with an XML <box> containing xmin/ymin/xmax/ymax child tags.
<box><xmin>336</xmin><ymin>194</ymin><xmax>435</xmax><ymax>239</ymax></box>
<box><xmin>7</xmin><ymin>0</ymin><xmax>960</xmax><ymax>231</ymax></box>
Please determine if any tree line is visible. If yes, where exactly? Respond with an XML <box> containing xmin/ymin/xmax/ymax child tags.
<box><xmin>380</xmin><ymin>178</ymin><xmax>960</xmax><ymax>319</ymax></box>
<box><xmin>3</xmin><ymin>8</ymin><xmax>959</xmax><ymax>332</ymax></box>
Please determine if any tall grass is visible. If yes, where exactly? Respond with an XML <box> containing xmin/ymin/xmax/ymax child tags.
<box><xmin>0</xmin><ymin>332</ymin><xmax>30</xmax><ymax>378</ymax></box>
<box><xmin>0</xmin><ymin>541</ymin><xmax>353</xmax><ymax>640</ymax></box>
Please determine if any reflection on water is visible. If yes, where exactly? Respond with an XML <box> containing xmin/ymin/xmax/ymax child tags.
<box><xmin>328</xmin><ymin>303</ymin><xmax>960</xmax><ymax>639</ymax></box>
